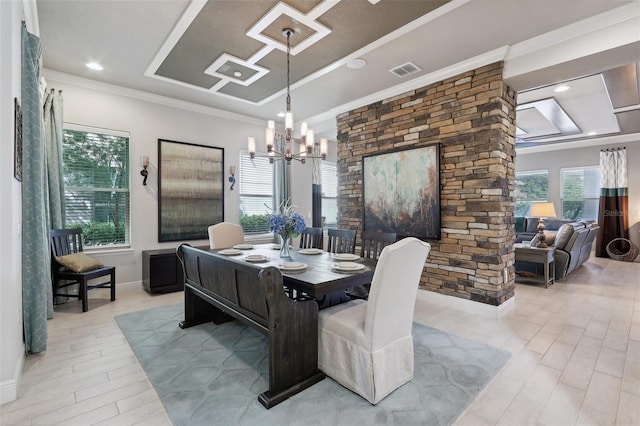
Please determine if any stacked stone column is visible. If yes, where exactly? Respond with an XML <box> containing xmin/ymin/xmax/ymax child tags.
<box><xmin>336</xmin><ymin>61</ymin><xmax>517</xmax><ymax>306</ymax></box>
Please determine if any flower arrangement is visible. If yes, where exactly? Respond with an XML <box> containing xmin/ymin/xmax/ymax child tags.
<box><xmin>267</xmin><ymin>200</ymin><xmax>306</xmax><ymax>257</ymax></box>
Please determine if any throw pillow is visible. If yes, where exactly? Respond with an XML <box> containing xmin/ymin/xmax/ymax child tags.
<box><xmin>55</xmin><ymin>252</ymin><xmax>103</xmax><ymax>273</ymax></box>
<box><xmin>554</xmin><ymin>224</ymin><xmax>573</xmax><ymax>249</ymax></box>
<box><xmin>543</xmin><ymin>231</ymin><xmax>557</xmax><ymax>246</ymax></box>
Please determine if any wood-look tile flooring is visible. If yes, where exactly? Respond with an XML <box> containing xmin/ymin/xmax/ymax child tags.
<box><xmin>1</xmin><ymin>256</ymin><xmax>638</xmax><ymax>425</ymax></box>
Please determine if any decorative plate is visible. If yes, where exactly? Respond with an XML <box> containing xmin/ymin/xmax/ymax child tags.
<box><xmin>332</xmin><ymin>253</ymin><xmax>360</xmax><ymax>261</ymax></box>
<box><xmin>299</xmin><ymin>248</ymin><xmax>323</xmax><ymax>255</ymax></box>
<box><xmin>218</xmin><ymin>249</ymin><xmax>242</xmax><ymax>256</ymax></box>
<box><xmin>278</xmin><ymin>262</ymin><xmax>307</xmax><ymax>271</ymax></box>
<box><xmin>245</xmin><ymin>254</ymin><xmax>269</xmax><ymax>263</ymax></box>
<box><xmin>332</xmin><ymin>262</ymin><xmax>365</xmax><ymax>271</ymax></box>
<box><xmin>233</xmin><ymin>244</ymin><xmax>254</xmax><ymax>250</ymax></box>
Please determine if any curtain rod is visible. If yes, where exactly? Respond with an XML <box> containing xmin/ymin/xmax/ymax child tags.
<box><xmin>601</xmin><ymin>147</ymin><xmax>625</xmax><ymax>151</ymax></box>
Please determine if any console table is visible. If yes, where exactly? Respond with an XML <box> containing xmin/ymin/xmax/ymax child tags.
<box><xmin>514</xmin><ymin>245</ymin><xmax>555</xmax><ymax>288</ymax></box>
<box><xmin>142</xmin><ymin>248</ymin><xmax>184</xmax><ymax>293</ymax></box>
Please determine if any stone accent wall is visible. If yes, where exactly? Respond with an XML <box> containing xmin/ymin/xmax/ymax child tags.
<box><xmin>336</xmin><ymin>61</ymin><xmax>517</xmax><ymax>306</ymax></box>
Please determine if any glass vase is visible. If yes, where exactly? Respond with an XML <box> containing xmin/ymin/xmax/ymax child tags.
<box><xmin>280</xmin><ymin>234</ymin><xmax>292</xmax><ymax>258</ymax></box>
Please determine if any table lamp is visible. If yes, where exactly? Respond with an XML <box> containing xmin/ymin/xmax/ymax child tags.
<box><xmin>529</xmin><ymin>202</ymin><xmax>557</xmax><ymax>248</ymax></box>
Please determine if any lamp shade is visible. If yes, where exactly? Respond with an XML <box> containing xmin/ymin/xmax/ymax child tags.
<box><xmin>529</xmin><ymin>202</ymin><xmax>556</xmax><ymax>218</ymax></box>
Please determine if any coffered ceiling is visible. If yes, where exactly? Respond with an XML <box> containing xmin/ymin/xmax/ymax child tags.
<box><xmin>35</xmin><ymin>0</ymin><xmax>640</xmax><ymax>147</ymax></box>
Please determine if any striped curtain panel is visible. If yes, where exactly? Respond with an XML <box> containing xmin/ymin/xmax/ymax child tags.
<box><xmin>596</xmin><ymin>148</ymin><xmax>629</xmax><ymax>257</ymax></box>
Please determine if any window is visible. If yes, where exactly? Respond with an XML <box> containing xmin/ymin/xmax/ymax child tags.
<box><xmin>514</xmin><ymin>170</ymin><xmax>549</xmax><ymax>216</ymax></box>
<box><xmin>62</xmin><ymin>125</ymin><xmax>130</xmax><ymax>248</ymax></box>
<box><xmin>561</xmin><ymin>166</ymin><xmax>599</xmax><ymax>221</ymax></box>
<box><xmin>321</xmin><ymin>162</ymin><xmax>338</xmax><ymax>228</ymax></box>
<box><xmin>238</xmin><ymin>153</ymin><xmax>273</xmax><ymax>234</ymax></box>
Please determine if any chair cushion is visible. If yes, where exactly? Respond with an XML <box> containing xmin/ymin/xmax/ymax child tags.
<box><xmin>55</xmin><ymin>253</ymin><xmax>104</xmax><ymax>272</ymax></box>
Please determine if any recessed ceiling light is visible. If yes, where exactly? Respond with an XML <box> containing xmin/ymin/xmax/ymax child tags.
<box><xmin>233</xmin><ymin>71</ymin><xmax>242</xmax><ymax>78</ymax></box>
<box><xmin>86</xmin><ymin>62</ymin><xmax>103</xmax><ymax>71</ymax></box>
<box><xmin>587</xmin><ymin>131</ymin><xmax>597</xmax><ymax>136</ymax></box>
<box><xmin>554</xmin><ymin>85</ymin><xmax>570</xmax><ymax>93</ymax></box>
<box><xmin>346</xmin><ymin>58</ymin><xmax>367</xmax><ymax>70</ymax></box>
<box><xmin>277</xmin><ymin>112</ymin><xmax>285</xmax><ymax>118</ymax></box>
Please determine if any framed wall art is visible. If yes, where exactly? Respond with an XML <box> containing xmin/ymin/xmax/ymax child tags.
<box><xmin>14</xmin><ymin>98</ymin><xmax>22</xmax><ymax>181</ymax></box>
<box><xmin>158</xmin><ymin>139</ymin><xmax>224</xmax><ymax>242</ymax></box>
<box><xmin>362</xmin><ymin>143</ymin><xmax>440</xmax><ymax>240</ymax></box>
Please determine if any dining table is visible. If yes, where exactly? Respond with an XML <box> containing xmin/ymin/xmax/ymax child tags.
<box><xmin>210</xmin><ymin>243</ymin><xmax>377</xmax><ymax>299</ymax></box>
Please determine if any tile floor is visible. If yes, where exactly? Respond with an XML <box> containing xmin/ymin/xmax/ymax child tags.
<box><xmin>1</xmin><ymin>256</ymin><xmax>638</xmax><ymax>425</ymax></box>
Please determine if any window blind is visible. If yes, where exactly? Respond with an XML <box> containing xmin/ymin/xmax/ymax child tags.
<box><xmin>62</xmin><ymin>126</ymin><xmax>130</xmax><ymax>247</ymax></box>
<box><xmin>321</xmin><ymin>162</ymin><xmax>337</xmax><ymax>227</ymax></box>
<box><xmin>239</xmin><ymin>153</ymin><xmax>273</xmax><ymax>234</ymax></box>
<box><xmin>561</xmin><ymin>166</ymin><xmax>599</xmax><ymax>221</ymax></box>
<box><xmin>514</xmin><ymin>170</ymin><xmax>549</xmax><ymax>216</ymax></box>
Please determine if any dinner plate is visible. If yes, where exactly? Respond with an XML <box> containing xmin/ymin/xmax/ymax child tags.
<box><xmin>332</xmin><ymin>262</ymin><xmax>365</xmax><ymax>271</ymax></box>
<box><xmin>270</xmin><ymin>244</ymin><xmax>281</xmax><ymax>250</ymax></box>
<box><xmin>332</xmin><ymin>253</ymin><xmax>360</xmax><ymax>261</ymax></box>
<box><xmin>245</xmin><ymin>254</ymin><xmax>269</xmax><ymax>263</ymax></box>
<box><xmin>218</xmin><ymin>248</ymin><xmax>242</xmax><ymax>256</ymax></box>
<box><xmin>299</xmin><ymin>248</ymin><xmax>323</xmax><ymax>255</ymax></box>
<box><xmin>278</xmin><ymin>262</ymin><xmax>307</xmax><ymax>271</ymax></box>
<box><xmin>233</xmin><ymin>244</ymin><xmax>254</xmax><ymax>250</ymax></box>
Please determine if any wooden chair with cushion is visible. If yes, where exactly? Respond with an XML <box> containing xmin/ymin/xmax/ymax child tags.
<box><xmin>327</xmin><ymin>228</ymin><xmax>356</xmax><ymax>254</ymax></box>
<box><xmin>360</xmin><ymin>230</ymin><xmax>397</xmax><ymax>260</ymax></box>
<box><xmin>348</xmin><ymin>230</ymin><xmax>397</xmax><ymax>300</ymax></box>
<box><xmin>208</xmin><ymin>222</ymin><xmax>245</xmax><ymax>249</ymax></box>
<box><xmin>318</xmin><ymin>237</ymin><xmax>431</xmax><ymax>404</ymax></box>
<box><xmin>49</xmin><ymin>228</ymin><xmax>116</xmax><ymax>312</ymax></box>
<box><xmin>299</xmin><ymin>227</ymin><xmax>323</xmax><ymax>250</ymax></box>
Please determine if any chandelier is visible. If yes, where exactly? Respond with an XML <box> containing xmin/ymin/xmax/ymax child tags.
<box><xmin>249</xmin><ymin>28</ymin><xmax>327</xmax><ymax>164</ymax></box>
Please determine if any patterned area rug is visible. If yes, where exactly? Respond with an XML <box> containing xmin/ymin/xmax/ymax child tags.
<box><xmin>116</xmin><ymin>304</ymin><xmax>510</xmax><ymax>426</ymax></box>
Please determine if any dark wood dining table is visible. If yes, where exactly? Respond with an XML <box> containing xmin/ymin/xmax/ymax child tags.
<box><xmin>209</xmin><ymin>243</ymin><xmax>376</xmax><ymax>298</ymax></box>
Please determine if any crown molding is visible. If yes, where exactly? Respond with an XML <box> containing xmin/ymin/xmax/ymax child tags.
<box><xmin>506</xmin><ymin>3</ymin><xmax>640</xmax><ymax>61</ymax></box>
<box><xmin>42</xmin><ymin>69</ymin><xmax>264</xmax><ymax>126</ymax></box>
<box><xmin>516</xmin><ymin>132</ymin><xmax>640</xmax><ymax>155</ymax></box>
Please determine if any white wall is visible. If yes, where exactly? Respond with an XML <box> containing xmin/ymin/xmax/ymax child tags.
<box><xmin>44</xmin><ymin>78</ymin><xmax>338</xmax><ymax>283</ymax></box>
<box><xmin>0</xmin><ymin>0</ymin><xmax>26</xmax><ymax>405</ymax></box>
<box><xmin>516</xmin><ymin>139</ymin><xmax>640</xmax><ymax>250</ymax></box>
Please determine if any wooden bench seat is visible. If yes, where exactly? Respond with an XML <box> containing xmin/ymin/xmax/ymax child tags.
<box><xmin>176</xmin><ymin>244</ymin><xmax>324</xmax><ymax>408</ymax></box>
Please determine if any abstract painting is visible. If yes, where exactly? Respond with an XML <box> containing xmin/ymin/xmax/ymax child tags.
<box><xmin>363</xmin><ymin>143</ymin><xmax>440</xmax><ymax>240</ymax></box>
<box><xmin>158</xmin><ymin>139</ymin><xmax>224</xmax><ymax>242</ymax></box>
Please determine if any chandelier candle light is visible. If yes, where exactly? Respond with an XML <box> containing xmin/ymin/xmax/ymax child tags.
<box><xmin>249</xmin><ymin>28</ymin><xmax>327</xmax><ymax>164</ymax></box>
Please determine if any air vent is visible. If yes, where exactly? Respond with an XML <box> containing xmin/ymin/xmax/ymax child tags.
<box><xmin>390</xmin><ymin>62</ymin><xmax>422</xmax><ymax>78</ymax></box>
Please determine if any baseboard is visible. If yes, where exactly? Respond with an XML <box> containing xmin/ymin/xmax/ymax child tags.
<box><xmin>416</xmin><ymin>289</ymin><xmax>515</xmax><ymax>319</ymax></box>
<box><xmin>0</xmin><ymin>345</ymin><xmax>24</xmax><ymax>405</ymax></box>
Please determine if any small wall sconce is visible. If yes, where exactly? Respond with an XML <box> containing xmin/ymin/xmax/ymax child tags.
<box><xmin>228</xmin><ymin>166</ymin><xmax>236</xmax><ymax>190</ymax></box>
<box><xmin>140</xmin><ymin>156</ymin><xmax>149</xmax><ymax>186</ymax></box>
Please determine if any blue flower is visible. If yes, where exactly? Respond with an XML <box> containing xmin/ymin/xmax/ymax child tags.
<box><xmin>266</xmin><ymin>202</ymin><xmax>306</xmax><ymax>239</ymax></box>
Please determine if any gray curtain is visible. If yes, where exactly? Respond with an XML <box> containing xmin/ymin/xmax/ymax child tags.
<box><xmin>44</xmin><ymin>88</ymin><xmax>68</xmax><ymax>303</ymax></box>
<box><xmin>43</xmin><ymin>88</ymin><xmax>65</xmax><ymax>228</ymax></box>
<box><xmin>21</xmin><ymin>24</ymin><xmax>52</xmax><ymax>353</ymax></box>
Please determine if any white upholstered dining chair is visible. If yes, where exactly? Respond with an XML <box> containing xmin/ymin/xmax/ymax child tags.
<box><xmin>317</xmin><ymin>237</ymin><xmax>431</xmax><ymax>404</ymax></box>
<box><xmin>207</xmin><ymin>222</ymin><xmax>245</xmax><ymax>249</ymax></box>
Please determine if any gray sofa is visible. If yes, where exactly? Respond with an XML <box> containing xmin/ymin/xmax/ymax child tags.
<box><xmin>515</xmin><ymin>217</ymin><xmax>573</xmax><ymax>243</ymax></box>
<box><xmin>515</xmin><ymin>218</ymin><xmax>600</xmax><ymax>280</ymax></box>
<box><xmin>553</xmin><ymin>221</ymin><xmax>599</xmax><ymax>279</ymax></box>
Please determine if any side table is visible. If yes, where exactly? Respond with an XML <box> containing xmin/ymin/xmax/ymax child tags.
<box><xmin>514</xmin><ymin>245</ymin><xmax>555</xmax><ymax>288</ymax></box>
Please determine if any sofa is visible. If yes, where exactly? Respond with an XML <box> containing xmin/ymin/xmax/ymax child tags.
<box><xmin>515</xmin><ymin>218</ymin><xmax>600</xmax><ymax>280</ymax></box>
<box><xmin>515</xmin><ymin>217</ymin><xmax>573</xmax><ymax>244</ymax></box>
